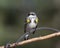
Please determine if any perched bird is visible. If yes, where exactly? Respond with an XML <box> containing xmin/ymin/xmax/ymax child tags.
<box><xmin>24</xmin><ymin>12</ymin><xmax>39</xmax><ymax>40</ymax></box>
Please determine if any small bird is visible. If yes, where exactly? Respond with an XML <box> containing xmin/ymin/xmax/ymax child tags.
<box><xmin>24</xmin><ymin>12</ymin><xmax>39</xmax><ymax>40</ymax></box>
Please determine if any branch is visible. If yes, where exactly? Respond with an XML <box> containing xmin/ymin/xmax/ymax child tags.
<box><xmin>16</xmin><ymin>27</ymin><xmax>60</xmax><ymax>43</ymax></box>
<box><xmin>0</xmin><ymin>32</ymin><xmax>60</xmax><ymax>48</ymax></box>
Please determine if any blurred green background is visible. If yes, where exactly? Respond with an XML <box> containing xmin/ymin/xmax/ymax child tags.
<box><xmin>0</xmin><ymin>0</ymin><xmax>60</xmax><ymax>48</ymax></box>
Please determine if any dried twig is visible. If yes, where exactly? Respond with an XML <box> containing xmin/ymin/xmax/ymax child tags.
<box><xmin>0</xmin><ymin>32</ymin><xmax>60</xmax><ymax>48</ymax></box>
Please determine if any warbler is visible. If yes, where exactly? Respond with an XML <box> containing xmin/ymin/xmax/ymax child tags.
<box><xmin>24</xmin><ymin>12</ymin><xmax>39</xmax><ymax>40</ymax></box>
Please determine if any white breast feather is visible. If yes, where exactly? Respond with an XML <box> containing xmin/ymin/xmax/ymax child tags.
<box><xmin>28</xmin><ymin>19</ymin><xmax>37</xmax><ymax>28</ymax></box>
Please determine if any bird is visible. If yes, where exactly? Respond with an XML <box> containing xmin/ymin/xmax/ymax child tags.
<box><xmin>24</xmin><ymin>12</ymin><xmax>39</xmax><ymax>40</ymax></box>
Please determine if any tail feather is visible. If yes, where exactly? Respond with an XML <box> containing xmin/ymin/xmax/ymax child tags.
<box><xmin>24</xmin><ymin>34</ymin><xmax>29</xmax><ymax>40</ymax></box>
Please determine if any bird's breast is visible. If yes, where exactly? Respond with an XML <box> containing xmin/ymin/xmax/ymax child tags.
<box><xmin>28</xmin><ymin>23</ymin><xmax>37</xmax><ymax>28</ymax></box>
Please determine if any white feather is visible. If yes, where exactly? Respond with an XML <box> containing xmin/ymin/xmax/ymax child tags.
<box><xmin>28</xmin><ymin>18</ymin><xmax>37</xmax><ymax>28</ymax></box>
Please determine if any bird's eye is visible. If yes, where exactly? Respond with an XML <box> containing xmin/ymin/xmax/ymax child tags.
<box><xmin>31</xmin><ymin>14</ymin><xmax>34</xmax><ymax>15</ymax></box>
<box><xmin>35</xmin><ymin>18</ymin><xmax>38</xmax><ymax>23</ymax></box>
<box><xmin>26</xmin><ymin>19</ymin><xmax>31</xmax><ymax>23</ymax></box>
<box><xmin>28</xmin><ymin>14</ymin><xmax>30</xmax><ymax>16</ymax></box>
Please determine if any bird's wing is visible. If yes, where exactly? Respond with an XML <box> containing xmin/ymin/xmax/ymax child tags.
<box><xmin>24</xmin><ymin>17</ymin><xmax>27</xmax><ymax>33</ymax></box>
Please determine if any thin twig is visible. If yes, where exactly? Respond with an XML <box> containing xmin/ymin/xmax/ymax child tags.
<box><xmin>0</xmin><ymin>32</ymin><xmax>60</xmax><ymax>48</ymax></box>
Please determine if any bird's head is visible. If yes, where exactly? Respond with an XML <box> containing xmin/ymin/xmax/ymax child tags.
<box><xmin>26</xmin><ymin>12</ymin><xmax>38</xmax><ymax>25</ymax></box>
<box><xmin>28</xmin><ymin>12</ymin><xmax>36</xmax><ymax>16</ymax></box>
